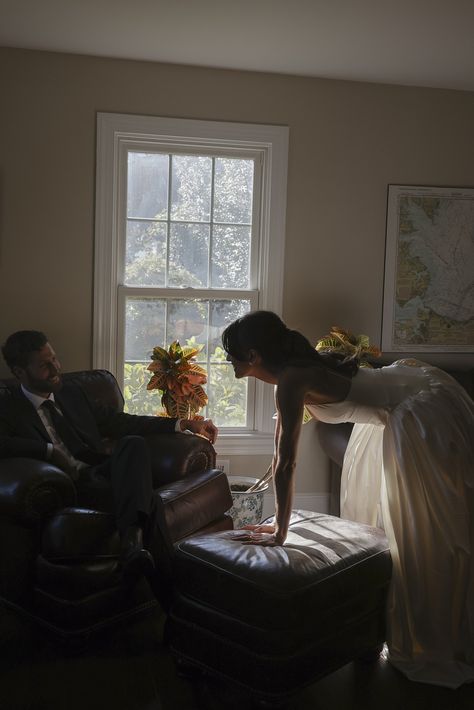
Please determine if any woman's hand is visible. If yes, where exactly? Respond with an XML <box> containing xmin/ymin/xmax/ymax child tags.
<box><xmin>242</xmin><ymin>523</ymin><xmax>275</xmax><ymax>534</ymax></box>
<box><xmin>232</xmin><ymin>523</ymin><xmax>285</xmax><ymax>546</ymax></box>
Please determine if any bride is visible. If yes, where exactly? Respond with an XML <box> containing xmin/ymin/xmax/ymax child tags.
<box><xmin>222</xmin><ymin>310</ymin><xmax>474</xmax><ymax>689</ymax></box>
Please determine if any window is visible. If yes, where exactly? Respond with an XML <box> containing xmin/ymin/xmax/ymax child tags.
<box><xmin>94</xmin><ymin>113</ymin><xmax>288</xmax><ymax>454</ymax></box>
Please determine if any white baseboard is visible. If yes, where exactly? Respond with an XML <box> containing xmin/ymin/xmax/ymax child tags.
<box><xmin>262</xmin><ymin>492</ymin><xmax>330</xmax><ymax>521</ymax></box>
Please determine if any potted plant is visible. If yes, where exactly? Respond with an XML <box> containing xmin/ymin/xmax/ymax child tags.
<box><xmin>146</xmin><ymin>340</ymin><xmax>208</xmax><ymax>418</ymax></box>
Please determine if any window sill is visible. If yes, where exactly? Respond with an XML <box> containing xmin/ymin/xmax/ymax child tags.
<box><xmin>214</xmin><ymin>432</ymin><xmax>274</xmax><ymax>456</ymax></box>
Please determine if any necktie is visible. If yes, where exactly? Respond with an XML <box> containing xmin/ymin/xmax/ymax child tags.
<box><xmin>41</xmin><ymin>399</ymin><xmax>85</xmax><ymax>457</ymax></box>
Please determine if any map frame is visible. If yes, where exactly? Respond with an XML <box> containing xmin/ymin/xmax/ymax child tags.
<box><xmin>382</xmin><ymin>184</ymin><xmax>474</xmax><ymax>353</ymax></box>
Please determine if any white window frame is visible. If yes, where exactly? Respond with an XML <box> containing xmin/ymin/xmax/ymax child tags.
<box><xmin>94</xmin><ymin>112</ymin><xmax>288</xmax><ymax>454</ymax></box>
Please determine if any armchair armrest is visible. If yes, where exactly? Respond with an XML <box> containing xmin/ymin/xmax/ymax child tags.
<box><xmin>157</xmin><ymin>468</ymin><xmax>233</xmax><ymax>543</ymax></box>
<box><xmin>145</xmin><ymin>432</ymin><xmax>216</xmax><ymax>487</ymax></box>
<box><xmin>148</xmin><ymin>468</ymin><xmax>233</xmax><ymax>610</ymax></box>
<box><xmin>0</xmin><ymin>458</ymin><xmax>76</xmax><ymax>525</ymax></box>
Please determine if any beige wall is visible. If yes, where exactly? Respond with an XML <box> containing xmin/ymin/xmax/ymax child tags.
<box><xmin>1</xmin><ymin>48</ymin><xmax>473</xmax><ymax>495</ymax></box>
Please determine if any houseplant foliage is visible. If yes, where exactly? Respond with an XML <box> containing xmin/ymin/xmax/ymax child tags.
<box><xmin>315</xmin><ymin>326</ymin><xmax>382</xmax><ymax>366</ymax></box>
<box><xmin>146</xmin><ymin>340</ymin><xmax>208</xmax><ymax>418</ymax></box>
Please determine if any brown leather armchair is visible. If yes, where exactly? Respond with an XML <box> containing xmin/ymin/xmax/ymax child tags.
<box><xmin>0</xmin><ymin>369</ymin><xmax>233</xmax><ymax>640</ymax></box>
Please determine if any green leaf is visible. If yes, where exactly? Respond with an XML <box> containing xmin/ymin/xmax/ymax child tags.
<box><xmin>181</xmin><ymin>345</ymin><xmax>202</xmax><ymax>360</ymax></box>
<box><xmin>169</xmin><ymin>341</ymin><xmax>183</xmax><ymax>360</ymax></box>
<box><xmin>152</xmin><ymin>346</ymin><xmax>170</xmax><ymax>362</ymax></box>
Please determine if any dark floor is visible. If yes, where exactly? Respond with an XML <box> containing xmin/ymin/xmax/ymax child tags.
<box><xmin>1</xmin><ymin>603</ymin><xmax>473</xmax><ymax>710</ymax></box>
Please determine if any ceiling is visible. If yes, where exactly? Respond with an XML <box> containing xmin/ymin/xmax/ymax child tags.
<box><xmin>2</xmin><ymin>0</ymin><xmax>474</xmax><ymax>91</ymax></box>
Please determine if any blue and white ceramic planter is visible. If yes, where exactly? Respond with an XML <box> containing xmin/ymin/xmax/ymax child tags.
<box><xmin>226</xmin><ymin>475</ymin><xmax>269</xmax><ymax>529</ymax></box>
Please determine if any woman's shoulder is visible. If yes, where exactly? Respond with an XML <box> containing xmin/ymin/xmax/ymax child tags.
<box><xmin>278</xmin><ymin>362</ymin><xmax>351</xmax><ymax>402</ymax></box>
<box><xmin>278</xmin><ymin>361</ymin><xmax>322</xmax><ymax>383</ymax></box>
<box><xmin>276</xmin><ymin>364</ymin><xmax>317</xmax><ymax>397</ymax></box>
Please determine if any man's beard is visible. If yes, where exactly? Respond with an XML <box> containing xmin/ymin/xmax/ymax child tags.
<box><xmin>26</xmin><ymin>374</ymin><xmax>63</xmax><ymax>395</ymax></box>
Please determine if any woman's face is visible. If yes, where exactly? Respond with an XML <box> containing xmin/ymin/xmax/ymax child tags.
<box><xmin>226</xmin><ymin>353</ymin><xmax>252</xmax><ymax>379</ymax></box>
<box><xmin>226</xmin><ymin>351</ymin><xmax>278</xmax><ymax>384</ymax></box>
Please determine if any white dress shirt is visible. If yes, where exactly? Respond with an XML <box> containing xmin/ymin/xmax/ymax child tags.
<box><xmin>21</xmin><ymin>386</ymin><xmax>86</xmax><ymax>473</ymax></box>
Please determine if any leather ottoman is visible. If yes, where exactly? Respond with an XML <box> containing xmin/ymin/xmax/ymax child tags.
<box><xmin>165</xmin><ymin>510</ymin><xmax>392</xmax><ymax>703</ymax></box>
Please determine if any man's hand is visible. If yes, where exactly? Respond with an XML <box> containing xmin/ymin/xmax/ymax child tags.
<box><xmin>180</xmin><ymin>418</ymin><xmax>218</xmax><ymax>445</ymax></box>
<box><xmin>50</xmin><ymin>446</ymin><xmax>77</xmax><ymax>478</ymax></box>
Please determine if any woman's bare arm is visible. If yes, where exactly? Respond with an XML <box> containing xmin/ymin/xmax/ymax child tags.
<box><xmin>271</xmin><ymin>376</ymin><xmax>306</xmax><ymax>543</ymax></box>
<box><xmin>238</xmin><ymin>365</ymin><xmax>347</xmax><ymax>546</ymax></box>
<box><xmin>240</xmin><ymin>373</ymin><xmax>306</xmax><ymax>545</ymax></box>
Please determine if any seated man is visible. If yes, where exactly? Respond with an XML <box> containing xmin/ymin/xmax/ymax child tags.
<box><xmin>0</xmin><ymin>330</ymin><xmax>217</xmax><ymax>582</ymax></box>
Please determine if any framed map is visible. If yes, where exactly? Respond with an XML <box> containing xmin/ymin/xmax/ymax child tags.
<box><xmin>382</xmin><ymin>185</ymin><xmax>474</xmax><ymax>352</ymax></box>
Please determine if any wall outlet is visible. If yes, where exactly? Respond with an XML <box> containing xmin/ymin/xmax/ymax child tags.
<box><xmin>216</xmin><ymin>459</ymin><xmax>230</xmax><ymax>475</ymax></box>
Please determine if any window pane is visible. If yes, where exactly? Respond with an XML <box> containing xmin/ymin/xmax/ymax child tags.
<box><xmin>167</xmin><ymin>299</ymin><xmax>209</xmax><ymax>358</ymax></box>
<box><xmin>208</xmin><ymin>299</ymin><xmax>250</xmax><ymax>426</ymax></box>
<box><xmin>171</xmin><ymin>155</ymin><xmax>212</xmax><ymax>222</ymax></box>
<box><xmin>123</xmin><ymin>298</ymin><xmax>251</xmax><ymax>422</ymax></box>
<box><xmin>125</xmin><ymin>221</ymin><xmax>167</xmax><ymax>286</ymax></box>
<box><xmin>123</xmin><ymin>362</ymin><xmax>163</xmax><ymax>415</ymax></box>
<box><xmin>213</xmin><ymin>158</ymin><xmax>254</xmax><ymax>224</ymax></box>
<box><xmin>125</xmin><ymin>299</ymin><xmax>166</xmax><ymax>361</ymax></box>
<box><xmin>124</xmin><ymin>151</ymin><xmax>256</xmax><ymax>426</ymax></box>
<box><xmin>211</xmin><ymin>225</ymin><xmax>250</xmax><ymax>288</ymax></box>
<box><xmin>209</xmin><ymin>299</ymin><xmax>251</xmax><ymax>357</ymax></box>
<box><xmin>208</xmin><ymin>363</ymin><xmax>247</xmax><ymax>427</ymax></box>
<box><xmin>169</xmin><ymin>223</ymin><xmax>209</xmax><ymax>287</ymax></box>
<box><xmin>127</xmin><ymin>152</ymin><xmax>168</xmax><ymax>219</ymax></box>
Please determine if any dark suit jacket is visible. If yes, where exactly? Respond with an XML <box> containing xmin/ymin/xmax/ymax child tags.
<box><xmin>0</xmin><ymin>381</ymin><xmax>178</xmax><ymax>461</ymax></box>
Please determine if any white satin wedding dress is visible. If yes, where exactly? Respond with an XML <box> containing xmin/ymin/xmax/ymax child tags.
<box><xmin>306</xmin><ymin>360</ymin><xmax>474</xmax><ymax>688</ymax></box>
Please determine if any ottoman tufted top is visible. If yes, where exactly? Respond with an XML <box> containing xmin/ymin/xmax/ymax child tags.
<box><xmin>173</xmin><ymin>510</ymin><xmax>391</xmax><ymax>629</ymax></box>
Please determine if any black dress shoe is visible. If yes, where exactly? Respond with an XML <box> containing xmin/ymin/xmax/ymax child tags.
<box><xmin>119</xmin><ymin>525</ymin><xmax>155</xmax><ymax>582</ymax></box>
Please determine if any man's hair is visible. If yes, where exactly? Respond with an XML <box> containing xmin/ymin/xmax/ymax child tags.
<box><xmin>1</xmin><ymin>330</ymin><xmax>48</xmax><ymax>371</ymax></box>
